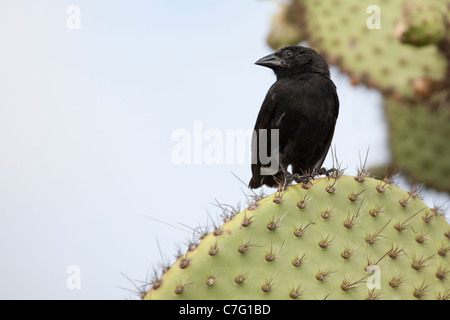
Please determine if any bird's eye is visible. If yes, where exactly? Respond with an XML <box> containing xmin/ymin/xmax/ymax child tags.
<box><xmin>284</xmin><ymin>50</ymin><xmax>294</xmax><ymax>58</ymax></box>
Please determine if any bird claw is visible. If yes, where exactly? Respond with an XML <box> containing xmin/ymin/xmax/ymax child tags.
<box><xmin>284</xmin><ymin>173</ymin><xmax>314</xmax><ymax>186</ymax></box>
<box><xmin>316</xmin><ymin>167</ymin><xmax>340</xmax><ymax>179</ymax></box>
<box><xmin>283</xmin><ymin>168</ymin><xmax>339</xmax><ymax>187</ymax></box>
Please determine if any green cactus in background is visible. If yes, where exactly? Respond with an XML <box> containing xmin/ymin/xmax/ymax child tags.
<box><xmin>267</xmin><ymin>1</ymin><xmax>305</xmax><ymax>52</ymax></box>
<box><xmin>144</xmin><ymin>175</ymin><xmax>449</xmax><ymax>300</ymax></box>
<box><xmin>395</xmin><ymin>1</ymin><xmax>447</xmax><ymax>47</ymax></box>
<box><xmin>385</xmin><ymin>96</ymin><xmax>450</xmax><ymax>191</ymax></box>
<box><xmin>267</xmin><ymin>0</ymin><xmax>450</xmax><ymax>192</ymax></box>
<box><xmin>268</xmin><ymin>0</ymin><xmax>449</xmax><ymax>100</ymax></box>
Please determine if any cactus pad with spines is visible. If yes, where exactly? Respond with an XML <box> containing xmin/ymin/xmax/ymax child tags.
<box><xmin>385</xmin><ymin>97</ymin><xmax>450</xmax><ymax>192</ymax></box>
<box><xmin>395</xmin><ymin>1</ymin><xmax>447</xmax><ymax>47</ymax></box>
<box><xmin>144</xmin><ymin>175</ymin><xmax>449</xmax><ymax>300</ymax></box>
<box><xmin>267</xmin><ymin>1</ymin><xmax>305</xmax><ymax>50</ymax></box>
<box><xmin>267</xmin><ymin>0</ymin><xmax>449</xmax><ymax>101</ymax></box>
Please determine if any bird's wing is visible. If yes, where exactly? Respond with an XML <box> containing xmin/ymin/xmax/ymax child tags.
<box><xmin>253</xmin><ymin>83</ymin><xmax>280</xmax><ymax>131</ymax></box>
<box><xmin>259</xmin><ymin>75</ymin><xmax>338</xmax><ymax>171</ymax></box>
<box><xmin>249</xmin><ymin>83</ymin><xmax>285</xmax><ymax>188</ymax></box>
<box><xmin>311</xmin><ymin>78</ymin><xmax>339</xmax><ymax>169</ymax></box>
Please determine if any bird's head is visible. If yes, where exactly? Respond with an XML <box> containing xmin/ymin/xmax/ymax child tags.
<box><xmin>255</xmin><ymin>46</ymin><xmax>330</xmax><ymax>78</ymax></box>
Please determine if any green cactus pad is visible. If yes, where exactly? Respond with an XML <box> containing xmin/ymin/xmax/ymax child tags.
<box><xmin>267</xmin><ymin>0</ymin><xmax>448</xmax><ymax>101</ymax></box>
<box><xmin>385</xmin><ymin>97</ymin><xmax>450</xmax><ymax>192</ymax></box>
<box><xmin>144</xmin><ymin>175</ymin><xmax>449</xmax><ymax>300</ymax></box>
<box><xmin>395</xmin><ymin>1</ymin><xmax>447</xmax><ymax>47</ymax></box>
<box><xmin>267</xmin><ymin>2</ymin><xmax>305</xmax><ymax>51</ymax></box>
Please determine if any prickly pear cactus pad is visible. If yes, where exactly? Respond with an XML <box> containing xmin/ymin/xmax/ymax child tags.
<box><xmin>267</xmin><ymin>1</ymin><xmax>305</xmax><ymax>50</ymax></box>
<box><xmin>395</xmin><ymin>1</ymin><xmax>447</xmax><ymax>47</ymax></box>
<box><xmin>144</xmin><ymin>175</ymin><xmax>449</xmax><ymax>300</ymax></box>
<box><xmin>268</xmin><ymin>0</ymin><xmax>448</xmax><ymax>101</ymax></box>
<box><xmin>385</xmin><ymin>97</ymin><xmax>450</xmax><ymax>192</ymax></box>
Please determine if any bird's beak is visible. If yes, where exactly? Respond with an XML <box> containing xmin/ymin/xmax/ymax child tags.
<box><xmin>255</xmin><ymin>53</ymin><xmax>283</xmax><ymax>68</ymax></box>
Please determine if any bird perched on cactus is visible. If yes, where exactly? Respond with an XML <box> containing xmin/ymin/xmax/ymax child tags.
<box><xmin>249</xmin><ymin>46</ymin><xmax>339</xmax><ymax>189</ymax></box>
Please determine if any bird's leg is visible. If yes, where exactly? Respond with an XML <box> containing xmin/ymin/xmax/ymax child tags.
<box><xmin>279</xmin><ymin>163</ymin><xmax>295</xmax><ymax>186</ymax></box>
<box><xmin>286</xmin><ymin>166</ymin><xmax>314</xmax><ymax>185</ymax></box>
<box><xmin>315</xmin><ymin>167</ymin><xmax>340</xmax><ymax>179</ymax></box>
<box><xmin>279</xmin><ymin>163</ymin><xmax>314</xmax><ymax>186</ymax></box>
<box><xmin>291</xmin><ymin>173</ymin><xmax>314</xmax><ymax>185</ymax></box>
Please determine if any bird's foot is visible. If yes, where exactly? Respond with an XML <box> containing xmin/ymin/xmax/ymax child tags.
<box><xmin>284</xmin><ymin>173</ymin><xmax>314</xmax><ymax>186</ymax></box>
<box><xmin>316</xmin><ymin>167</ymin><xmax>340</xmax><ymax>179</ymax></box>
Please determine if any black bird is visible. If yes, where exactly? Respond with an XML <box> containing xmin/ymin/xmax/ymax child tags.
<box><xmin>249</xmin><ymin>45</ymin><xmax>339</xmax><ymax>189</ymax></box>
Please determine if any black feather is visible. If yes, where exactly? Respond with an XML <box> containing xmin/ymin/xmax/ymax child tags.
<box><xmin>249</xmin><ymin>46</ymin><xmax>339</xmax><ymax>188</ymax></box>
